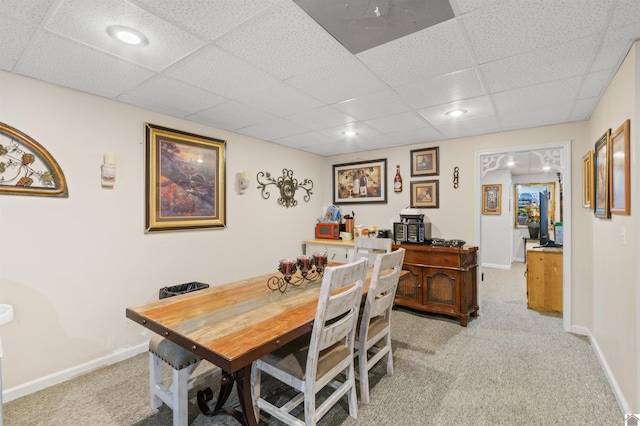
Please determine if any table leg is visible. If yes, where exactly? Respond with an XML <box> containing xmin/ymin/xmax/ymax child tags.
<box><xmin>196</xmin><ymin>365</ymin><xmax>258</xmax><ymax>426</ymax></box>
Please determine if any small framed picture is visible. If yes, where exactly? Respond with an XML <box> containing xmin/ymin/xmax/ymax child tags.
<box><xmin>594</xmin><ymin>129</ymin><xmax>611</xmax><ymax>218</ymax></box>
<box><xmin>410</xmin><ymin>180</ymin><xmax>439</xmax><ymax>208</ymax></box>
<box><xmin>482</xmin><ymin>184</ymin><xmax>501</xmax><ymax>215</ymax></box>
<box><xmin>582</xmin><ymin>150</ymin><xmax>594</xmax><ymax>208</ymax></box>
<box><xmin>332</xmin><ymin>158</ymin><xmax>387</xmax><ymax>204</ymax></box>
<box><xmin>610</xmin><ymin>119</ymin><xmax>630</xmax><ymax>215</ymax></box>
<box><xmin>410</xmin><ymin>147</ymin><xmax>439</xmax><ymax>176</ymax></box>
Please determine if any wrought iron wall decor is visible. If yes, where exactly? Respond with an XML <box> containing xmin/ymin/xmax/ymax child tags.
<box><xmin>0</xmin><ymin>122</ymin><xmax>68</xmax><ymax>197</ymax></box>
<box><xmin>453</xmin><ymin>166</ymin><xmax>460</xmax><ymax>189</ymax></box>
<box><xmin>256</xmin><ymin>168</ymin><xmax>313</xmax><ymax>208</ymax></box>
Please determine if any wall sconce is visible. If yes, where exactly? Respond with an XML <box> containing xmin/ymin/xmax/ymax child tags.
<box><xmin>237</xmin><ymin>170</ymin><xmax>250</xmax><ymax>194</ymax></box>
<box><xmin>101</xmin><ymin>152</ymin><xmax>116</xmax><ymax>188</ymax></box>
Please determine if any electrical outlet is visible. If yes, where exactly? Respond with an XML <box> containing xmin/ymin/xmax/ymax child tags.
<box><xmin>620</xmin><ymin>227</ymin><xmax>626</xmax><ymax>245</ymax></box>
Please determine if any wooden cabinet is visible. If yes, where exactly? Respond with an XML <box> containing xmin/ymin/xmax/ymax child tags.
<box><xmin>393</xmin><ymin>244</ymin><xmax>479</xmax><ymax>326</ymax></box>
<box><xmin>526</xmin><ymin>248</ymin><xmax>562</xmax><ymax>313</ymax></box>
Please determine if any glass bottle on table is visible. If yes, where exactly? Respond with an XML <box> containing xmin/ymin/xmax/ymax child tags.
<box><xmin>394</xmin><ymin>165</ymin><xmax>403</xmax><ymax>193</ymax></box>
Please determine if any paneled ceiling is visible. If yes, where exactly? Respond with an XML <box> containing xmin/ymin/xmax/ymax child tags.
<box><xmin>1</xmin><ymin>0</ymin><xmax>639</xmax><ymax>157</ymax></box>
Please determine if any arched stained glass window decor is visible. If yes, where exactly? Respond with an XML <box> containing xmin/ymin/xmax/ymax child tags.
<box><xmin>0</xmin><ymin>122</ymin><xmax>68</xmax><ymax>197</ymax></box>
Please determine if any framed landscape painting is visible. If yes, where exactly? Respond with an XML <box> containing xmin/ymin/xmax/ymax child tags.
<box><xmin>333</xmin><ymin>158</ymin><xmax>387</xmax><ymax>204</ymax></box>
<box><xmin>610</xmin><ymin>119</ymin><xmax>630</xmax><ymax>215</ymax></box>
<box><xmin>145</xmin><ymin>123</ymin><xmax>226</xmax><ymax>232</ymax></box>
<box><xmin>594</xmin><ymin>130</ymin><xmax>611</xmax><ymax>218</ymax></box>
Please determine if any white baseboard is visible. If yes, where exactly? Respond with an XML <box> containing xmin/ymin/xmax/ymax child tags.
<box><xmin>587</xmin><ymin>330</ymin><xmax>627</xmax><ymax>415</ymax></box>
<box><xmin>3</xmin><ymin>342</ymin><xmax>148</xmax><ymax>403</ymax></box>
<box><xmin>481</xmin><ymin>262</ymin><xmax>511</xmax><ymax>269</ymax></box>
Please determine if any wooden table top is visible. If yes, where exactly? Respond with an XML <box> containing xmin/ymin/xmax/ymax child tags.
<box><xmin>126</xmin><ymin>265</ymin><xmax>384</xmax><ymax>372</ymax></box>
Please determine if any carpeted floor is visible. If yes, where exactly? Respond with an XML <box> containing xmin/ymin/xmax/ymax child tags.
<box><xmin>4</xmin><ymin>263</ymin><xmax>623</xmax><ymax>425</ymax></box>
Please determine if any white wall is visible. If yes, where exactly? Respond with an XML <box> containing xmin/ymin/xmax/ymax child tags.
<box><xmin>0</xmin><ymin>71</ymin><xmax>327</xmax><ymax>394</ymax></box>
<box><xmin>481</xmin><ymin>169</ymin><xmax>512</xmax><ymax>268</ymax></box>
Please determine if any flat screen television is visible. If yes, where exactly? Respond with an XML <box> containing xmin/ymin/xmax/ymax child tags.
<box><xmin>538</xmin><ymin>190</ymin><xmax>561</xmax><ymax>247</ymax></box>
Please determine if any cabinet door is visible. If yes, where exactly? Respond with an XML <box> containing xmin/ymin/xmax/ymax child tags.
<box><xmin>423</xmin><ymin>267</ymin><xmax>459</xmax><ymax>310</ymax></box>
<box><xmin>395</xmin><ymin>264</ymin><xmax>422</xmax><ymax>307</ymax></box>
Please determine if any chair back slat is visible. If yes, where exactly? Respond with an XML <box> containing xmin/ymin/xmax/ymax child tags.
<box><xmin>349</xmin><ymin>237</ymin><xmax>392</xmax><ymax>262</ymax></box>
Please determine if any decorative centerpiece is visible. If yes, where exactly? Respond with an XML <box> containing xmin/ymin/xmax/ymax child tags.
<box><xmin>267</xmin><ymin>252</ymin><xmax>328</xmax><ymax>293</ymax></box>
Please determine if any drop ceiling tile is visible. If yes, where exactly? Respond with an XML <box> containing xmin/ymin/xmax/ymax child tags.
<box><xmin>499</xmin><ymin>102</ymin><xmax>574</xmax><ymax>130</ymax></box>
<box><xmin>570</xmin><ymin>97</ymin><xmax>599</xmax><ymax>121</ymax></box>
<box><xmin>462</xmin><ymin>0</ymin><xmax>612</xmax><ymax>64</ymax></box>
<box><xmin>318</xmin><ymin>122</ymin><xmax>381</xmax><ymax>141</ymax></box>
<box><xmin>130</xmin><ymin>0</ymin><xmax>281</xmax><ymax>41</ymax></box>
<box><xmin>286</xmin><ymin>106</ymin><xmax>356</xmax><ymax>131</ymax></box>
<box><xmin>351</xmin><ymin>134</ymin><xmax>401</xmax><ymax>151</ymax></box>
<box><xmin>215</xmin><ymin>1</ymin><xmax>352</xmax><ymax>80</ymax></box>
<box><xmin>236</xmin><ymin>82</ymin><xmax>323</xmax><ymax>118</ymax></box>
<box><xmin>0</xmin><ymin>15</ymin><xmax>37</xmax><ymax>71</ymax></box>
<box><xmin>492</xmin><ymin>76</ymin><xmax>582</xmax><ymax>115</ymax></box>
<box><xmin>480</xmin><ymin>35</ymin><xmax>597</xmax><ymax>93</ymax></box>
<box><xmin>236</xmin><ymin>118</ymin><xmax>308</xmax><ymax>140</ymax></box>
<box><xmin>188</xmin><ymin>100</ymin><xmax>276</xmax><ymax>131</ymax></box>
<box><xmin>117</xmin><ymin>75</ymin><xmax>227</xmax><ymax>117</ymax></box>
<box><xmin>395</xmin><ymin>68</ymin><xmax>485</xmax><ymax>110</ymax></box>
<box><xmin>0</xmin><ymin>0</ymin><xmax>55</xmax><ymax>25</ymax></box>
<box><xmin>610</xmin><ymin>0</ymin><xmax>640</xmax><ymax>28</ymax></box>
<box><xmin>357</xmin><ymin>19</ymin><xmax>475</xmax><ymax>87</ymax></box>
<box><xmin>332</xmin><ymin>90</ymin><xmax>411</xmax><ymax>121</ymax></box>
<box><xmin>45</xmin><ymin>0</ymin><xmax>206</xmax><ymax>71</ymax></box>
<box><xmin>433</xmin><ymin>115</ymin><xmax>500</xmax><ymax>140</ymax></box>
<box><xmin>300</xmin><ymin>139</ymin><xmax>362</xmax><ymax>156</ymax></box>
<box><xmin>14</xmin><ymin>32</ymin><xmax>154</xmax><ymax>98</ymax></box>
<box><xmin>387</xmin><ymin>126</ymin><xmax>444</xmax><ymax>145</ymax></box>
<box><xmin>590</xmin><ymin>24</ymin><xmax>640</xmax><ymax>72</ymax></box>
<box><xmin>418</xmin><ymin>96</ymin><xmax>495</xmax><ymax>125</ymax></box>
<box><xmin>365</xmin><ymin>111</ymin><xmax>430</xmax><ymax>133</ymax></box>
<box><xmin>451</xmin><ymin>0</ymin><xmax>503</xmax><ymax>15</ymax></box>
<box><xmin>274</xmin><ymin>132</ymin><xmax>338</xmax><ymax>150</ymax></box>
<box><xmin>579</xmin><ymin>69</ymin><xmax>614</xmax><ymax>99</ymax></box>
<box><xmin>166</xmin><ymin>45</ymin><xmax>281</xmax><ymax>99</ymax></box>
<box><xmin>287</xmin><ymin>56</ymin><xmax>388</xmax><ymax>104</ymax></box>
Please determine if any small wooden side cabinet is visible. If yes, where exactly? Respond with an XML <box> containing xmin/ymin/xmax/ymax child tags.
<box><xmin>526</xmin><ymin>247</ymin><xmax>563</xmax><ymax>313</ymax></box>
<box><xmin>392</xmin><ymin>243</ymin><xmax>479</xmax><ymax>326</ymax></box>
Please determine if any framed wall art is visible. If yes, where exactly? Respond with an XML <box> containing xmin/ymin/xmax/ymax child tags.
<box><xmin>333</xmin><ymin>158</ymin><xmax>387</xmax><ymax>204</ymax></box>
<box><xmin>410</xmin><ymin>146</ymin><xmax>439</xmax><ymax>176</ymax></box>
<box><xmin>410</xmin><ymin>180</ymin><xmax>439</xmax><ymax>208</ymax></box>
<box><xmin>582</xmin><ymin>150</ymin><xmax>594</xmax><ymax>208</ymax></box>
<box><xmin>145</xmin><ymin>123</ymin><xmax>226</xmax><ymax>232</ymax></box>
<box><xmin>594</xmin><ymin>129</ymin><xmax>611</xmax><ymax>218</ymax></box>
<box><xmin>610</xmin><ymin>119</ymin><xmax>630</xmax><ymax>215</ymax></box>
<box><xmin>482</xmin><ymin>184</ymin><xmax>501</xmax><ymax>215</ymax></box>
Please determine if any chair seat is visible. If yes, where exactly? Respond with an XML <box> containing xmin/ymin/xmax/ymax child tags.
<box><xmin>260</xmin><ymin>334</ymin><xmax>350</xmax><ymax>381</ymax></box>
<box><xmin>149</xmin><ymin>335</ymin><xmax>201</xmax><ymax>370</ymax></box>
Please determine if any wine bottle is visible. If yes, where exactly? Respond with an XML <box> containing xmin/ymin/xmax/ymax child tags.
<box><xmin>394</xmin><ymin>165</ymin><xmax>402</xmax><ymax>192</ymax></box>
<box><xmin>359</xmin><ymin>170</ymin><xmax>367</xmax><ymax>197</ymax></box>
<box><xmin>352</xmin><ymin>170</ymin><xmax>360</xmax><ymax>196</ymax></box>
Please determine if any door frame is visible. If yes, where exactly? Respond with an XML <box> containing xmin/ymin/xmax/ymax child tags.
<box><xmin>475</xmin><ymin>140</ymin><xmax>572</xmax><ymax>332</ymax></box>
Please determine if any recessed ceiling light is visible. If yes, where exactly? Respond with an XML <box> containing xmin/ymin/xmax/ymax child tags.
<box><xmin>107</xmin><ymin>25</ymin><xmax>149</xmax><ymax>46</ymax></box>
<box><xmin>342</xmin><ymin>131</ymin><xmax>357</xmax><ymax>137</ymax></box>
<box><xmin>445</xmin><ymin>109</ymin><xmax>467</xmax><ymax>117</ymax></box>
<box><xmin>507</xmin><ymin>161</ymin><xmax>515</xmax><ymax>167</ymax></box>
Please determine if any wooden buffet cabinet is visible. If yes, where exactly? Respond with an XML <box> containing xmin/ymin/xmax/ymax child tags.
<box><xmin>392</xmin><ymin>243</ymin><xmax>479</xmax><ymax>326</ymax></box>
<box><xmin>526</xmin><ymin>247</ymin><xmax>563</xmax><ymax>313</ymax></box>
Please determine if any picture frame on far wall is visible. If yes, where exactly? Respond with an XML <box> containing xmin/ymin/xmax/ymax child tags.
<box><xmin>594</xmin><ymin>129</ymin><xmax>611</xmax><ymax>218</ymax></box>
<box><xmin>481</xmin><ymin>184</ymin><xmax>502</xmax><ymax>215</ymax></box>
<box><xmin>582</xmin><ymin>150</ymin><xmax>594</xmax><ymax>209</ymax></box>
<box><xmin>610</xmin><ymin>119</ymin><xmax>631</xmax><ymax>215</ymax></box>
<box><xmin>333</xmin><ymin>158</ymin><xmax>387</xmax><ymax>204</ymax></box>
<box><xmin>410</xmin><ymin>146</ymin><xmax>439</xmax><ymax>176</ymax></box>
<box><xmin>410</xmin><ymin>180</ymin><xmax>439</xmax><ymax>208</ymax></box>
<box><xmin>145</xmin><ymin>123</ymin><xmax>226</xmax><ymax>233</ymax></box>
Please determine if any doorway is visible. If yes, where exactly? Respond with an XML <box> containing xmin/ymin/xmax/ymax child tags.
<box><xmin>475</xmin><ymin>141</ymin><xmax>572</xmax><ymax>332</ymax></box>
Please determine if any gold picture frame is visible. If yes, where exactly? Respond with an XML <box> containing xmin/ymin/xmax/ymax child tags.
<box><xmin>610</xmin><ymin>119</ymin><xmax>630</xmax><ymax>215</ymax></box>
<box><xmin>410</xmin><ymin>180</ymin><xmax>439</xmax><ymax>208</ymax></box>
<box><xmin>594</xmin><ymin>129</ymin><xmax>611</xmax><ymax>218</ymax></box>
<box><xmin>410</xmin><ymin>147</ymin><xmax>439</xmax><ymax>176</ymax></box>
<box><xmin>582</xmin><ymin>150</ymin><xmax>594</xmax><ymax>208</ymax></box>
<box><xmin>145</xmin><ymin>123</ymin><xmax>226</xmax><ymax>233</ymax></box>
<box><xmin>482</xmin><ymin>184</ymin><xmax>501</xmax><ymax>215</ymax></box>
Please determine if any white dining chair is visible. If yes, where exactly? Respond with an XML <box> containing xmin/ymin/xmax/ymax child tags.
<box><xmin>251</xmin><ymin>258</ymin><xmax>368</xmax><ymax>426</ymax></box>
<box><xmin>348</xmin><ymin>237</ymin><xmax>393</xmax><ymax>263</ymax></box>
<box><xmin>356</xmin><ymin>247</ymin><xmax>405</xmax><ymax>404</ymax></box>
